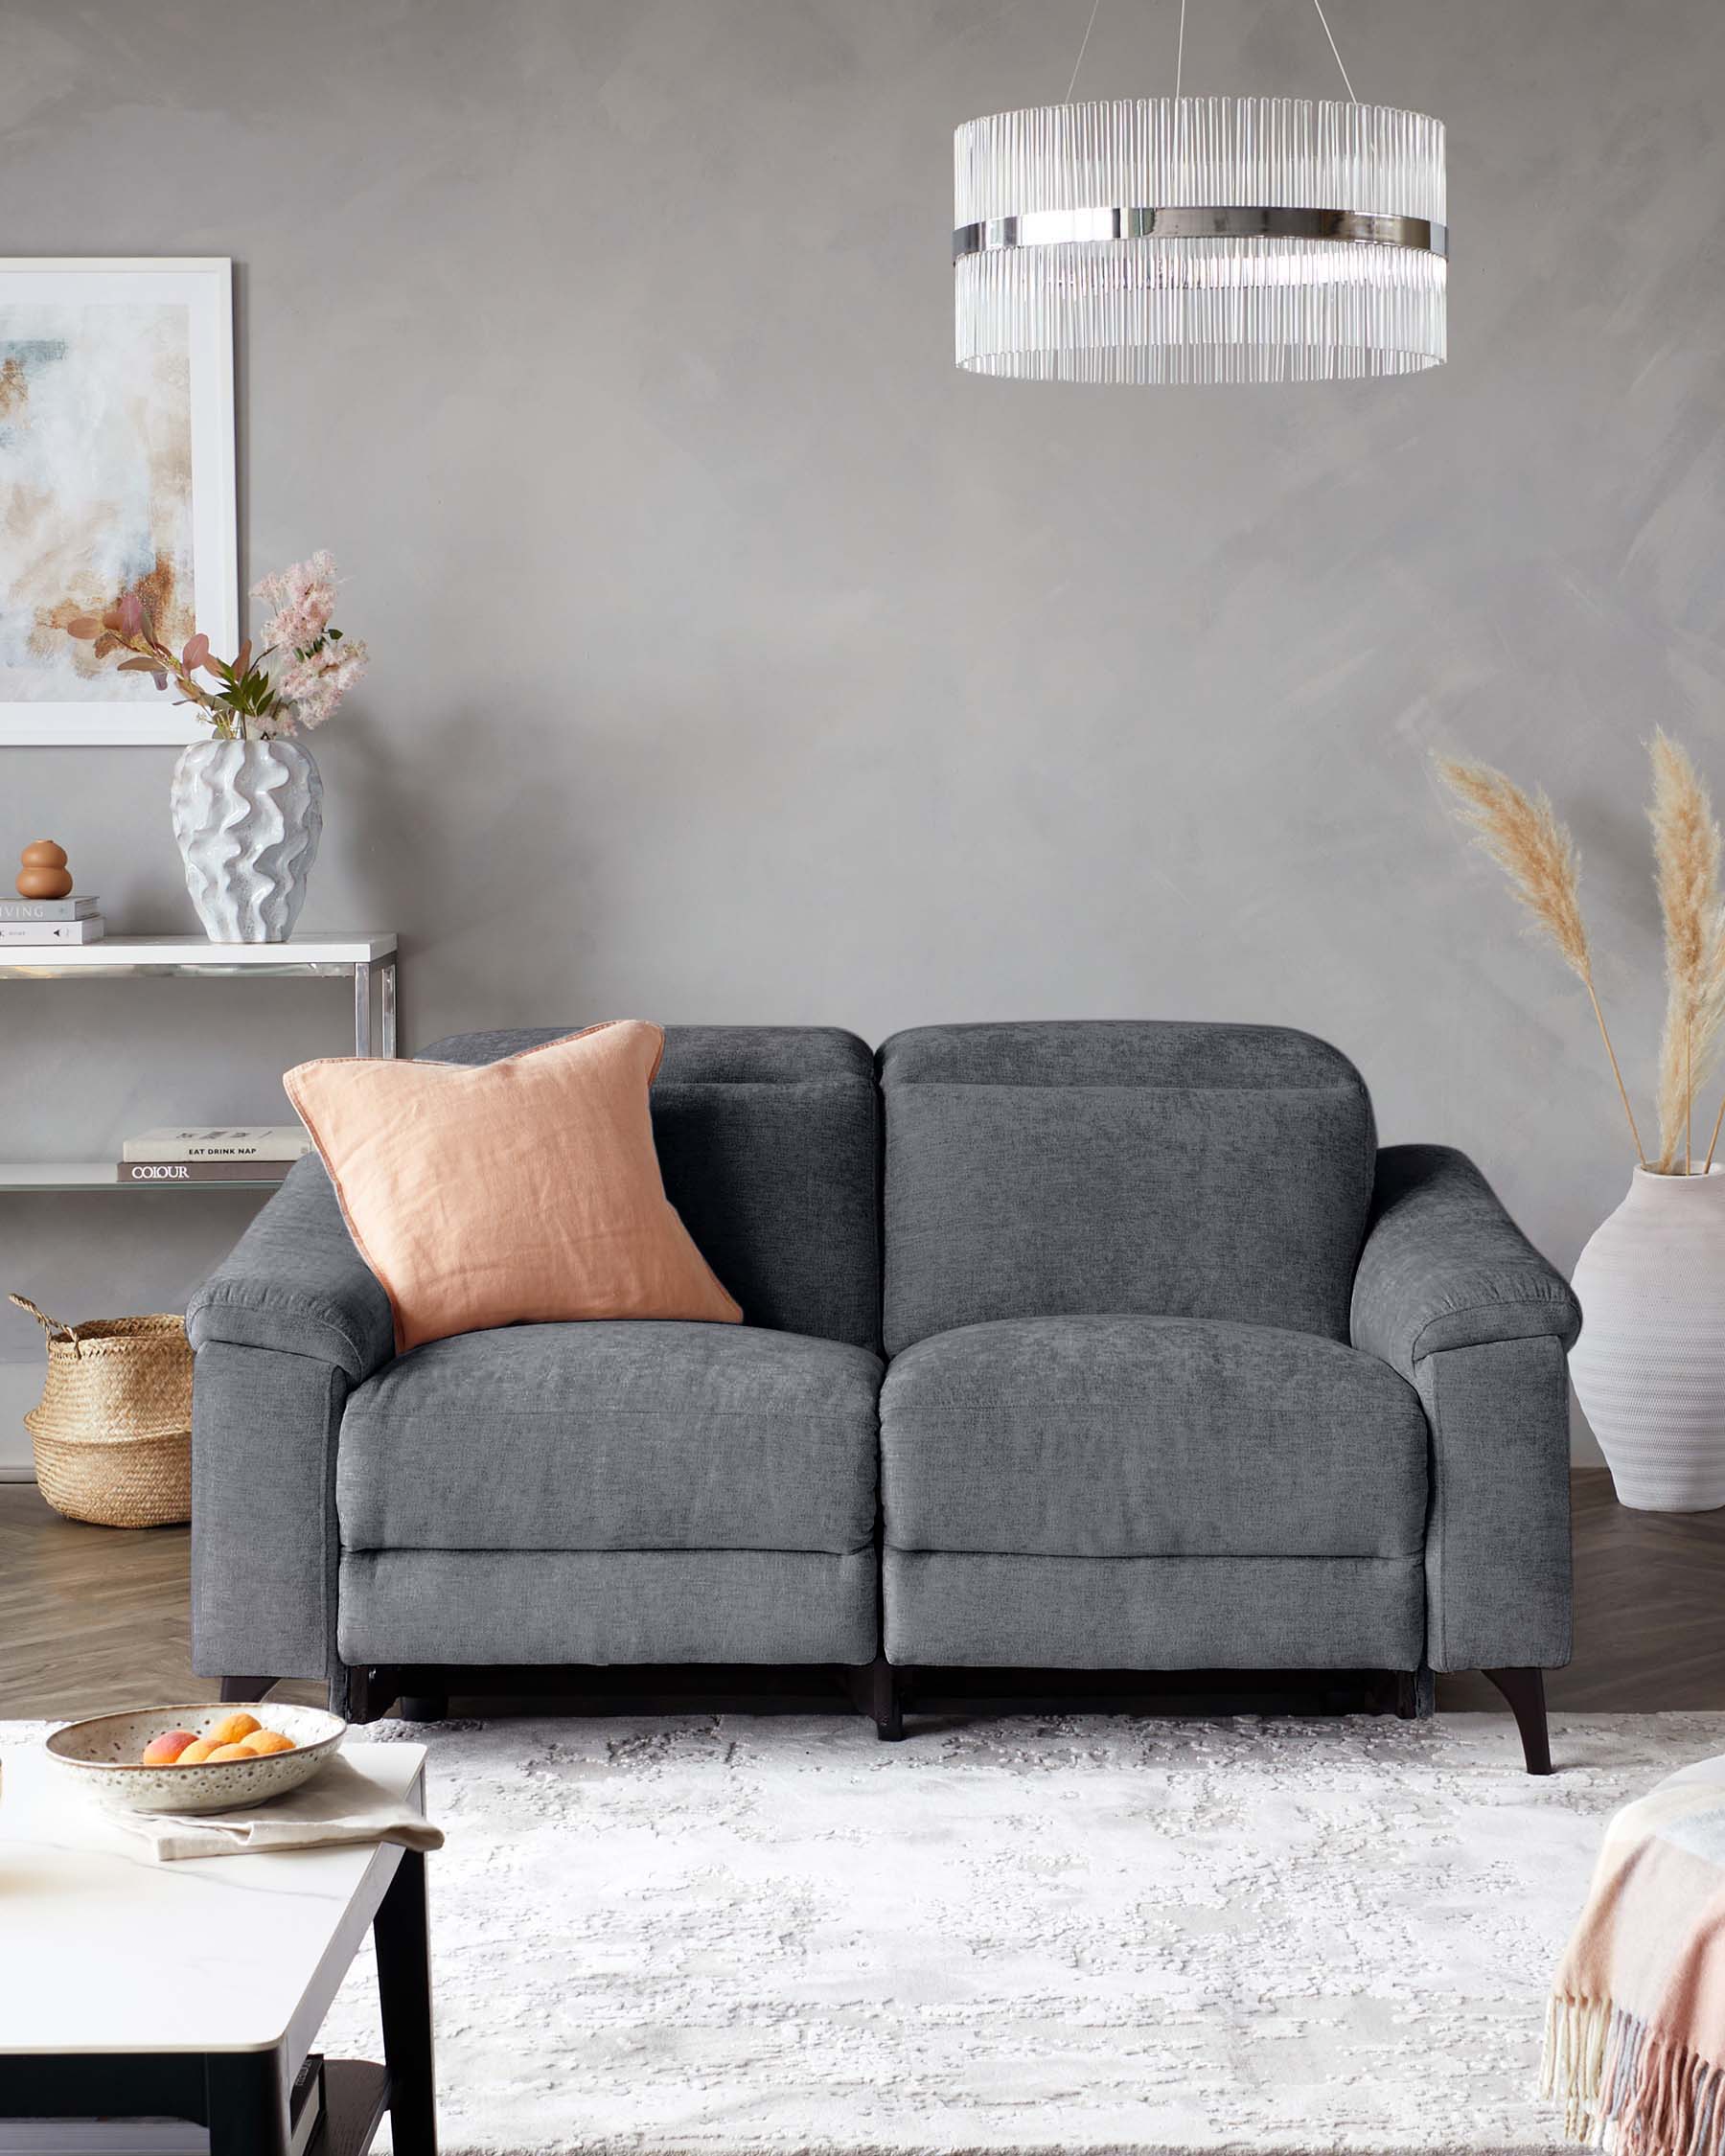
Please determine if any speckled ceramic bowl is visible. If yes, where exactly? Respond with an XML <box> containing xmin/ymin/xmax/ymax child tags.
<box><xmin>46</xmin><ymin>1703</ymin><xmax>347</xmax><ymax>1814</ymax></box>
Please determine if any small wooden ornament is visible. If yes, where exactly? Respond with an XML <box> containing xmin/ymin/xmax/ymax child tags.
<box><xmin>17</xmin><ymin>839</ymin><xmax>73</xmax><ymax>901</ymax></box>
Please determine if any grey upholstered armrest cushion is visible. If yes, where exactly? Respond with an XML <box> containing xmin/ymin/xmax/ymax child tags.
<box><xmin>1350</xmin><ymin>1144</ymin><xmax>1580</xmax><ymax>1384</ymax></box>
<box><xmin>185</xmin><ymin>1154</ymin><xmax>395</xmax><ymax>1383</ymax></box>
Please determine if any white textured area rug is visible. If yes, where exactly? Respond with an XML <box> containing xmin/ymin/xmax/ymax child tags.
<box><xmin>25</xmin><ymin>1710</ymin><xmax>1725</xmax><ymax>2155</ymax></box>
<box><xmin>307</xmin><ymin>1711</ymin><xmax>1725</xmax><ymax>2156</ymax></box>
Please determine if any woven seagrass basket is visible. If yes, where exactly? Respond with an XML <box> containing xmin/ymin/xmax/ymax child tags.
<box><xmin>8</xmin><ymin>1295</ymin><xmax>193</xmax><ymax>1527</ymax></box>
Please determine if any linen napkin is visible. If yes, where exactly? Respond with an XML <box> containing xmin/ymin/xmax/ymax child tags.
<box><xmin>116</xmin><ymin>1753</ymin><xmax>446</xmax><ymax>1862</ymax></box>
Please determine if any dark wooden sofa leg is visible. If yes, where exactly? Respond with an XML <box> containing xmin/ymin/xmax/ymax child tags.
<box><xmin>870</xmin><ymin>1657</ymin><xmax>904</xmax><ymax>1743</ymax></box>
<box><xmin>341</xmin><ymin>1665</ymin><xmax>402</xmax><ymax>1726</ymax></box>
<box><xmin>220</xmin><ymin>1676</ymin><xmax>277</xmax><ymax>1704</ymax></box>
<box><xmin>1485</xmin><ymin>1666</ymin><xmax>1552</xmax><ymax>1776</ymax></box>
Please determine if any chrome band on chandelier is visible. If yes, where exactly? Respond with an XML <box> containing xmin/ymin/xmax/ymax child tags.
<box><xmin>953</xmin><ymin>205</ymin><xmax>1448</xmax><ymax>263</ymax></box>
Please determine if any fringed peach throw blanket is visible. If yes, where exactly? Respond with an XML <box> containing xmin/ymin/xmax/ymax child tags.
<box><xmin>1546</xmin><ymin>1756</ymin><xmax>1725</xmax><ymax>2154</ymax></box>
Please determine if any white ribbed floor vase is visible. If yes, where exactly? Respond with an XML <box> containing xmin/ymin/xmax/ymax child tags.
<box><xmin>1572</xmin><ymin>1166</ymin><xmax>1725</xmax><ymax>1511</ymax></box>
<box><xmin>284</xmin><ymin>1710</ymin><xmax>1725</xmax><ymax>2154</ymax></box>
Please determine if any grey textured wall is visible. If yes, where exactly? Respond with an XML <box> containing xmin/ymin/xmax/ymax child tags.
<box><xmin>4</xmin><ymin>0</ymin><xmax>1724</xmax><ymax>1469</ymax></box>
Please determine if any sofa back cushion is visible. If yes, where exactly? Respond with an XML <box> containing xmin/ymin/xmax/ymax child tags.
<box><xmin>878</xmin><ymin>1021</ymin><xmax>1375</xmax><ymax>1355</ymax></box>
<box><xmin>422</xmin><ymin>1024</ymin><xmax>882</xmax><ymax>1350</ymax></box>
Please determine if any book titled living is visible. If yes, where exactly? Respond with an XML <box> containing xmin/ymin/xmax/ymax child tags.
<box><xmin>0</xmin><ymin>896</ymin><xmax>100</xmax><ymax>923</ymax></box>
<box><xmin>121</xmin><ymin>1127</ymin><xmax>312</xmax><ymax>1182</ymax></box>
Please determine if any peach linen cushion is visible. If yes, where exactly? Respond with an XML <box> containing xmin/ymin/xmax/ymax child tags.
<box><xmin>284</xmin><ymin>1021</ymin><xmax>741</xmax><ymax>1353</ymax></box>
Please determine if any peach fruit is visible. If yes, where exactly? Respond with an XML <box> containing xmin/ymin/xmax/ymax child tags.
<box><xmin>205</xmin><ymin>1742</ymin><xmax>256</xmax><ymax>1763</ymax></box>
<box><xmin>240</xmin><ymin>1730</ymin><xmax>295</xmax><ymax>1756</ymax></box>
<box><xmin>175</xmin><ymin>1739</ymin><xmax>218</xmax><ymax>1764</ymax></box>
<box><xmin>141</xmin><ymin>1729</ymin><xmax>200</xmax><ymax>1765</ymax></box>
<box><xmin>206</xmin><ymin>1711</ymin><xmax>261</xmax><ymax>1747</ymax></box>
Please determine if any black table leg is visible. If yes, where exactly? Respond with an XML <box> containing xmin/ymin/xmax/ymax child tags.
<box><xmin>204</xmin><ymin>2048</ymin><xmax>289</xmax><ymax>2156</ymax></box>
<box><xmin>374</xmin><ymin>1847</ymin><xmax>438</xmax><ymax>2153</ymax></box>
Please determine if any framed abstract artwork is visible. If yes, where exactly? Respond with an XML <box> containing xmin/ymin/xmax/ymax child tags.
<box><xmin>0</xmin><ymin>258</ymin><xmax>237</xmax><ymax>745</ymax></box>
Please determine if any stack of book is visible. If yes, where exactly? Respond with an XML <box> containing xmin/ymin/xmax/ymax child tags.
<box><xmin>0</xmin><ymin>895</ymin><xmax>104</xmax><ymax>945</ymax></box>
<box><xmin>0</xmin><ymin>2054</ymin><xmax>325</xmax><ymax>2153</ymax></box>
<box><xmin>119</xmin><ymin>1127</ymin><xmax>313</xmax><ymax>1184</ymax></box>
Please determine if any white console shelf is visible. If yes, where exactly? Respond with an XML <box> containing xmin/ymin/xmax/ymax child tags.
<box><xmin>0</xmin><ymin>930</ymin><xmax>397</xmax><ymax>1195</ymax></box>
<box><xmin>0</xmin><ymin>929</ymin><xmax>395</xmax><ymax>975</ymax></box>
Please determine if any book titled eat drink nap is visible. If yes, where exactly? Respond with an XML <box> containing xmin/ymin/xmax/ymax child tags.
<box><xmin>119</xmin><ymin>1126</ymin><xmax>311</xmax><ymax>1182</ymax></box>
<box><xmin>123</xmin><ymin>1126</ymin><xmax>313</xmax><ymax>1162</ymax></box>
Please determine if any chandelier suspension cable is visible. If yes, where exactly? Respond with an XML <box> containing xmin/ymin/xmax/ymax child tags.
<box><xmin>1069</xmin><ymin>0</ymin><xmax>1187</xmax><ymax>103</ymax></box>
<box><xmin>1064</xmin><ymin>0</ymin><xmax>1103</xmax><ymax>99</ymax></box>
<box><xmin>1308</xmin><ymin>0</ymin><xmax>1358</xmax><ymax>102</ymax></box>
<box><xmin>1069</xmin><ymin>0</ymin><xmax>1357</xmax><ymax>108</ymax></box>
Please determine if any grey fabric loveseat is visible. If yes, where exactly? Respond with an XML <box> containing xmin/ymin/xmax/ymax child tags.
<box><xmin>187</xmin><ymin>1021</ymin><xmax>1581</xmax><ymax>1772</ymax></box>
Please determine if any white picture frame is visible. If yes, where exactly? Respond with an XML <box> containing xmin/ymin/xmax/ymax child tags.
<box><xmin>0</xmin><ymin>258</ymin><xmax>237</xmax><ymax>745</ymax></box>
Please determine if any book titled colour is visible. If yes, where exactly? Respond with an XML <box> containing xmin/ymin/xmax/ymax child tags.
<box><xmin>120</xmin><ymin>1159</ymin><xmax>293</xmax><ymax>1184</ymax></box>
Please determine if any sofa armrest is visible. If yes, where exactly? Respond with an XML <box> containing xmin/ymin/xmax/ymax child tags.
<box><xmin>188</xmin><ymin>1156</ymin><xmax>391</xmax><ymax>1689</ymax></box>
<box><xmin>192</xmin><ymin>1341</ymin><xmax>347</xmax><ymax>1686</ymax></box>
<box><xmin>185</xmin><ymin>1155</ymin><xmax>395</xmax><ymax>1383</ymax></box>
<box><xmin>1350</xmin><ymin>1145</ymin><xmax>1580</xmax><ymax>1385</ymax></box>
<box><xmin>1354</xmin><ymin>1147</ymin><xmax>1577</xmax><ymax>1674</ymax></box>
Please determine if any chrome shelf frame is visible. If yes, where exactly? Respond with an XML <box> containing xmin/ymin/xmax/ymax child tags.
<box><xmin>1</xmin><ymin>934</ymin><xmax>398</xmax><ymax>1192</ymax></box>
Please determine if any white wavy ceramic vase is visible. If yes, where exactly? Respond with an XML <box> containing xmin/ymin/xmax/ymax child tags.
<box><xmin>1570</xmin><ymin>1165</ymin><xmax>1725</xmax><ymax>1511</ymax></box>
<box><xmin>170</xmin><ymin>739</ymin><xmax>323</xmax><ymax>944</ymax></box>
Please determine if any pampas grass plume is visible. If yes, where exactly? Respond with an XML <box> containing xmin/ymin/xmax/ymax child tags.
<box><xmin>1436</xmin><ymin>755</ymin><xmax>1646</xmax><ymax>1165</ymax></box>
<box><xmin>1648</xmin><ymin>730</ymin><xmax>1725</xmax><ymax>1172</ymax></box>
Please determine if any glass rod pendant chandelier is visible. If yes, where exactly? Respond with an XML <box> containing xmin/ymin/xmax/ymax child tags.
<box><xmin>953</xmin><ymin>1</ymin><xmax>1446</xmax><ymax>385</ymax></box>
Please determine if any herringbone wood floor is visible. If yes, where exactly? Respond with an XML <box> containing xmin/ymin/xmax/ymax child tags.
<box><xmin>1</xmin><ymin>1470</ymin><xmax>1720</xmax><ymax>1720</ymax></box>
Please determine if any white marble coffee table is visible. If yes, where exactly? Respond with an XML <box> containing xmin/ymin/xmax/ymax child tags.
<box><xmin>0</xmin><ymin>1740</ymin><xmax>434</xmax><ymax>2154</ymax></box>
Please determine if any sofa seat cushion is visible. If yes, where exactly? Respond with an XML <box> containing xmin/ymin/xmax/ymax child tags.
<box><xmin>880</xmin><ymin>1316</ymin><xmax>1426</xmax><ymax>1559</ymax></box>
<box><xmin>338</xmin><ymin>1321</ymin><xmax>882</xmax><ymax>1554</ymax></box>
<box><xmin>340</xmin><ymin>1548</ymin><xmax>878</xmax><ymax>1666</ymax></box>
